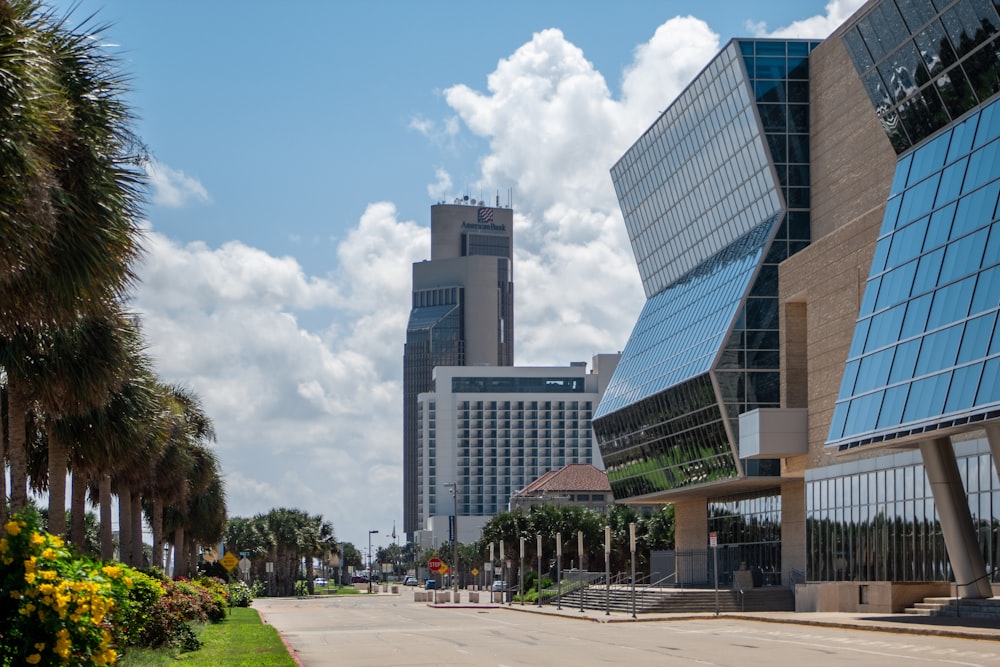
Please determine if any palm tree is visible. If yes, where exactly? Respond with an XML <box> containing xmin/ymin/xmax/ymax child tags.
<box><xmin>0</xmin><ymin>1</ymin><xmax>144</xmax><ymax>516</ymax></box>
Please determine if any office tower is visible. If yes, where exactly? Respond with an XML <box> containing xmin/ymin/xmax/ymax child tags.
<box><xmin>403</xmin><ymin>201</ymin><xmax>514</xmax><ymax>538</ymax></box>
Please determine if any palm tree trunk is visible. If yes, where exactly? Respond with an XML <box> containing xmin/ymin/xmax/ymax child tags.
<box><xmin>187</xmin><ymin>541</ymin><xmax>198</xmax><ymax>577</ymax></box>
<box><xmin>7</xmin><ymin>377</ymin><xmax>29</xmax><ymax>513</ymax></box>
<box><xmin>130</xmin><ymin>492</ymin><xmax>143</xmax><ymax>567</ymax></box>
<box><xmin>99</xmin><ymin>474</ymin><xmax>114</xmax><ymax>561</ymax></box>
<box><xmin>70</xmin><ymin>472</ymin><xmax>87</xmax><ymax>548</ymax></box>
<box><xmin>47</xmin><ymin>430</ymin><xmax>69</xmax><ymax>537</ymax></box>
<box><xmin>118</xmin><ymin>485</ymin><xmax>132</xmax><ymax>565</ymax></box>
<box><xmin>1</xmin><ymin>385</ymin><xmax>8</xmax><ymax>526</ymax></box>
<box><xmin>173</xmin><ymin>526</ymin><xmax>186</xmax><ymax>578</ymax></box>
<box><xmin>150</xmin><ymin>501</ymin><xmax>163</xmax><ymax>571</ymax></box>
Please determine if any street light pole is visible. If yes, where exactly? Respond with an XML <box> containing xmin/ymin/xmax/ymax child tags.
<box><xmin>444</xmin><ymin>482</ymin><xmax>458</xmax><ymax>591</ymax></box>
<box><xmin>368</xmin><ymin>530</ymin><xmax>379</xmax><ymax>594</ymax></box>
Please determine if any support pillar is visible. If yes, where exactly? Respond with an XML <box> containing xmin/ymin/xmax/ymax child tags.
<box><xmin>919</xmin><ymin>437</ymin><xmax>992</xmax><ymax>599</ymax></box>
<box><xmin>986</xmin><ymin>424</ymin><xmax>1000</xmax><ymax>496</ymax></box>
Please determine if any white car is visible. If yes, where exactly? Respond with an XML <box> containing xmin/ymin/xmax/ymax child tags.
<box><xmin>491</xmin><ymin>580</ymin><xmax>508</xmax><ymax>592</ymax></box>
<box><xmin>314</xmin><ymin>577</ymin><xmax>328</xmax><ymax>586</ymax></box>
<box><xmin>403</xmin><ymin>576</ymin><xmax>419</xmax><ymax>586</ymax></box>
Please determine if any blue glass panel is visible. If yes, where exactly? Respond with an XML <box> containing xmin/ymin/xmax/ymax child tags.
<box><xmin>407</xmin><ymin>304</ymin><xmax>458</xmax><ymax>330</ymax></box>
<box><xmin>841</xmin><ymin>359</ymin><xmax>860</xmax><ymax>395</ymax></box>
<box><xmin>945</xmin><ymin>363</ymin><xmax>984</xmax><ymax>412</ymax></box>
<box><xmin>881</xmin><ymin>196</ymin><xmax>904</xmax><ymax>236</ymax></box>
<box><xmin>848</xmin><ymin>317</ymin><xmax>872</xmax><ymax>359</ymax></box>
<box><xmin>957</xmin><ymin>312</ymin><xmax>998</xmax><ymax>363</ymax></box>
<box><xmin>973</xmin><ymin>98</ymin><xmax>1000</xmax><ymax>149</ymax></box>
<box><xmin>938</xmin><ymin>227</ymin><xmax>989</xmax><ymax>284</ymax></box>
<box><xmin>971</xmin><ymin>265</ymin><xmax>1000</xmax><ymax>314</ymax></box>
<box><xmin>975</xmin><ymin>357</ymin><xmax>1000</xmax><ymax>404</ymax></box>
<box><xmin>891</xmin><ymin>153</ymin><xmax>914</xmax><ymax>195</ymax></box>
<box><xmin>887</xmin><ymin>217</ymin><xmax>929</xmax><ymax>267</ymax></box>
<box><xmin>871</xmin><ymin>237</ymin><xmax>892</xmax><ymax>274</ymax></box>
<box><xmin>755</xmin><ymin>41</ymin><xmax>786</xmax><ymax>56</ymax></box>
<box><xmin>889</xmin><ymin>338</ymin><xmax>922</xmax><ymax>383</ymax></box>
<box><xmin>924</xmin><ymin>202</ymin><xmax>956</xmax><ymax>250</ymax></box>
<box><xmin>901</xmin><ymin>294</ymin><xmax>933</xmax><ymax>338</ymax></box>
<box><xmin>911</xmin><ymin>248</ymin><xmax>944</xmax><ymax>296</ymax></box>
<box><xmin>936</xmin><ymin>157</ymin><xmax>968</xmax><ymax>205</ymax></box>
<box><xmin>914</xmin><ymin>323</ymin><xmax>964</xmax><ymax>376</ymax></box>
<box><xmin>875</xmin><ymin>261</ymin><xmax>918</xmax><ymax>310</ymax></box>
<box><xmin>829</xmin><ymin>401</ymin><xmax>849</xmax><ymax>440</ymax></box>
<box><xmin>902</xmin><ymin>371</ymin><xmax>951</xmax><ymax>422</ymax></box>
<box><xmin>846</xmin><ymin>391</ymin><xmax>885</xmax><ymax>435</ymax></box>
<box><xmin>963</xmin><ymin>141</ymin><xmax>1000</xmax><ymax>192</ymax></box>
<box><xmin>856</xmin><ymin>348</ymin><xmax>897</xmax><ymax>393</ymax></box>
<box><xmin>946</xmin><ymin>111</ymin><xmax>980</xmax><ymax>161</ymax></box>
<box><xmin>864</xmin><ymin>304</ymin><xmax>906</xmax><ymax>352</ymax></box>
<box><xmin>907</xmin><ymin>129</ymin><xmax>951</xmax><ymax>184</ymax></box>
<box><xmin>878</xmin><ymin>384</ymin><xmax>910</xmax><ymax>428</ymax></box>
<box><xmin>756</xmin><ymin>57</ymin><xmax>787</xmax><ymax>79</ymax></box>
<box><xmin>860</xmin><ymin>276</ymin><xmax>882</xmax><ymax>317</ymax></box>
<box><xmin>927</xmin><ymin>276</ymin><xmax>976</xmax><ymax>328</ymax></box>
<box><xmin>898</xmin><ymin>173</ymin><xmax>941</xmax><ymax>225</ymax></box>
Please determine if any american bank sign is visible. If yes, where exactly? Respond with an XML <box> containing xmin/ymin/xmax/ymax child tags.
<box><xmin>461</xmin><ymin>207</ymin><xmax>507</xmax><ymax>233</ymax></box>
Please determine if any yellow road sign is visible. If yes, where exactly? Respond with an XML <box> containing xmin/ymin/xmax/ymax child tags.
<box><xmin>220</xmin><ymin>552</ymin><xmax>239</xmax><ymax>571</ymax></box>
<box><xmin>471</xmin><ymin>568</ymin><xmax>479</xmax><ymax>576</ymax></box>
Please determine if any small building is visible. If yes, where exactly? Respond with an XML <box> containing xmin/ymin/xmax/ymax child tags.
<box><xmin>510</xmin><ymin>464</ymin><xmax>613</xmax><ymax>513</ymax></box>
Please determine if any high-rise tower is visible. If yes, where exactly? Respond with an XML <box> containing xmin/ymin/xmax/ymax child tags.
<box><xmin>403</xmin><ymin>201</ymin><xmax>514</xmax><ymax>538</ymax></box>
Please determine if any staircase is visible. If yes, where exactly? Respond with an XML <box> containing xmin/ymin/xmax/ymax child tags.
<box><xmin>554</xmin><ymin>585</ymin><xmax>795</xmax><ymax>614</ymax></box>
<box><xmin>905</xmin><ymin>597</ymin><xmax>1000</xmax><ymax>620</ymax></box>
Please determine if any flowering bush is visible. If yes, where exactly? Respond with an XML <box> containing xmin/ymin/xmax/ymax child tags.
<box><xmin>139</xmin><ymin>577</ymin><xmax>225</xmax><ymax>650</ymax></box>
<box><xmin>0</xmin><ymin>511</ymin><xmax>123</xmax><ymax>666</ymax></box>
<box><xmin>228</xmin><ymin>580</ymin><xmax>254</xmax><ymax>607</ymax></box>
<box><xmin>106</xmin><ymin>568</ymin><xmax>164</xmax><ymax>649</ymax></box>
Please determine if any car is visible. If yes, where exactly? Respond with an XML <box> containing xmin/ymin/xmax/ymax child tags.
<box><xmin>424</xmin><ymin>579</ymin><xmax>437</xmax><ymax>590</ymax></box>
<box><xmin>313</xmin><ymin>577</ymin><xmax>328</xmax><ymax>587</ymax></box>
<box><xmin>491</xmin><ymin>580</ymin><xmax>508</xmax><ymax>592</ymax></box>
<box><xmin>403</xmin><ymin>576</ymin><xmax>419</xmax><ymax>586</ymax></box>
<box><xmin>351</xmin><ymin>573</ymin><xmax>369</xmax><ymax>583</ymax></box>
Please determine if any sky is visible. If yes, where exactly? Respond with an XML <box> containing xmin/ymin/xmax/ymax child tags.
<box><xmin>40</xmin><ymin>0</ymin><xmax>867</xmax><ymax>553</ymax></box>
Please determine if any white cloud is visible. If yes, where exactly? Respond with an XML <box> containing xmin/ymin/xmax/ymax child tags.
<box><xmin>426</xmin><ymin>168</ymin><xmax>453</xmax><ymax>201</ymax></box>
<box><xmin>750</xmin><ymin>0</ymin><xmax>868</xmax><ymax>38</ymax></box>
<box><xmin>144</xmin><ymin>160</ymin><xmax>210</xmax><ymax>208</ymax></box>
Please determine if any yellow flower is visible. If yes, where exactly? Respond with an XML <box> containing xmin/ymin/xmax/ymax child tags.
<box><xmin>41</xmin><ymin>547</ymin><xmax>57</xmax><ymax>560</ymax></box>
<box><xmin>24</xmin><ymin>572</ymin><xmax>35</xmax><ymax>585</ymax></box>
<box><xmin>34</xmin><ymin>642</ymin><xmax>46</xmax><ymax>651</ymax></box>
<box><xmin>101</xmin><ymin>565</ymin><xmax>121</xmax><ymax>579</ymax></box>
<box><xmin>5</xmin><ymin>520</ymin><xmax>21</xmax><ymax>536</ymax></box>
<box><xmin>30</xmin><ymin>532</ymin><xmax>45</xmax><ymax>546</ymax></box>
<box><xmin>25</xmin><ymin>654</ymin><xmax>41</xmax><ymax>665</ymax></box>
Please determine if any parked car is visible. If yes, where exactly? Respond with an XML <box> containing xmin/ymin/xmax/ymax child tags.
<box><xmin>424</xmin><ymin>579</ymin><xmax>437</xmax><ymax>590</ymax></box>
<box><xmin>351</xmin><ymin>573</ymin><xmax>369</xmax><ymax>583</ymax></box>
<box><xmin>491</xmin><ymin>580</ymin><xmax>508</xmax><ymax>592</ymax></box>
<box><xmin>403</xmin><ymin>576</ymin><xmax>419</xmax><ymax>586</ymax></box>
<box><xmin>314</xmin><ymin>577</ymin><xmax>328</xmax><ymax>587</ymax></box>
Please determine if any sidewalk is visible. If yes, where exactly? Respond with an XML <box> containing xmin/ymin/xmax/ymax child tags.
<box><xmin>424</xmin><ymin>593</ymin><xmax>1000</xmax><ymax>642</ymax></box>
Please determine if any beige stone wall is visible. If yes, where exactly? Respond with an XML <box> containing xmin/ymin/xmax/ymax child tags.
<box><xmin>779</xmin><ymin>31</ymin><xmax>897</xmax><ymax>472</ymax></box>
<box><xmin>779</xmin><ymin>479</ymin><xmax>806</xmax><ymax>586</ymax></box>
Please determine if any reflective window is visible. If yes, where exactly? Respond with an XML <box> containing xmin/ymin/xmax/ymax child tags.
<box><xmin>843</xmin><ymin>0</ymin><xmax>1000</xmax><ymax>150</ymax></box>
<box><xmin>828</xmin><ymin>97</ymin><xmax>1000</xmax><ymax>449</ymax></box>
<box><xmin>807</xmin><ymin>445</ymin><xmax>999</xmax><ymax>583</ymax></box>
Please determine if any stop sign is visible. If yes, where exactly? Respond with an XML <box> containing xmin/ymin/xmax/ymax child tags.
<box><xmin>428</xmin><ymin>557</ymin><xmax>443</xmax><ymax>572</ymax></box>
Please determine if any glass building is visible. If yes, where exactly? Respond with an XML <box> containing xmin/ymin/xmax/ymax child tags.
<box><xmin>595</xmin><ymin>39</ymin><xmax>818</xmax><ymax>547</ymax></box>
<box><xmin>597</xmin><ymin>0</ymin><xmax>1000</xmax><ymax>608</ymax></box>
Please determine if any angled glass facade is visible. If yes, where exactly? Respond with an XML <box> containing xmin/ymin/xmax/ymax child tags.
<box><xmin>596</xmin><ymin>39</ymin><xmax>816</xmax><ymax>501</ymax></box>
<box><xmin>842</xmin><ymin>0</ymin><xmax>1000</xmax><ymax>152</ymax></box>
<box><xmin>828</xmin><ymin>86</ymin><xmax>1000</xmax><ymax>450</ymax></box>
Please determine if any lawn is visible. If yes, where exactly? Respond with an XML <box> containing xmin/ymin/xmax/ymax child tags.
<box><xmin>118</xmin><ymin>607</ymin><xmax>297</xmax><ymax>666</ymax></box>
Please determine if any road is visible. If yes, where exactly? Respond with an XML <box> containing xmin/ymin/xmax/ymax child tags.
<box><xmin>253</xmin><ymin>594</ymin><xmax>1000</xmax><ymax>667</ymax></box>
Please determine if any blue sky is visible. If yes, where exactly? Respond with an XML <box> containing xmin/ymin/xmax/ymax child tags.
<box><xmin>42</xmin><ymin>0</ymin><xmax>864</xmax><ymax>553</ymax></box>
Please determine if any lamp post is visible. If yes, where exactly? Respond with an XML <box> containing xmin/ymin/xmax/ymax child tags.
<box><xmin>368</xmin><ymin>530</ymin><xmax>379</xmax><ymax>594</ymax></box>
<box><xmin>444</xmin><ymin>482</ymin><xmax>458</xmax><ymax>591</ymax></box>
<box><xmin>519</xmin><ymin>536</ymin><xmax>525</xmax><ymax>606</ymax></box>
<box><xmin>536</xmin><ymin>533</ymin><xmax>543</xmax><ymax>608</ymax></box>
<box><xmin>578</xmin><ymin>530</ymin><xmax>585</xmax><ymax>613</ymax></box>
<box><xmin>629</xmin><ymin>522</ymin><xmax>637</xmax><ymax>619</ymax></box>
<box><xmin>604</xmin><ymin>525</ymin><xmax>611</xmax><ymax>616</ymax></box>
<box><xmin>556</xmin><ymin>532</ymin><xmax>562</xmax><ymax>610</ymax></box>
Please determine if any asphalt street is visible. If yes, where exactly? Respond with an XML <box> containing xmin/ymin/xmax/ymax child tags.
<box><xmin>253</xmin><ymin>592</ymin><xmax>1000</xmax><ymax>667</ymax></box>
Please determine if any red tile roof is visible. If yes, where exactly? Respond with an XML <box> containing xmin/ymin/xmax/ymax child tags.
<box><xmin>517</xmin><ymin>464</ymin><xmax>610</xmax><ymax>495</ymax></box>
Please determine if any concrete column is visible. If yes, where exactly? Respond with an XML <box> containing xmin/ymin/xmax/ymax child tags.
<box><xmin>674</xmin><ymin>498</ymin><xmax>708</xmax><ymax>586</ymax></box>
<box><xmin>986</xmin><ymin>424</ymin><xmax>1000</xmax><ymax>493</ymax></box>
<box><xmin>780</xmin><ymin>479</ymin><xmax>806</xmax><ymax>587</ymax></box>
<box><xmin>919</xmin><ymin>437</ymin><xmax>992</xmax><ymax>599</ymax></box>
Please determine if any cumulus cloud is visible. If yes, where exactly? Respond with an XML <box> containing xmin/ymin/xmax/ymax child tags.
<box><xmin>144</xmin><ymin>160</ymin><xmax>210</xmax><ymax>208</ymax></box>
<box><xmin>427</xmin><ymin>168</ymin><xmax>453</xmax><ymax>201</ymax></box>
<box><xmin>749</xmin><ymin>0</ymin><xmax>868</xmax><ymax>38</ymax></box>
<box><xmin>131</xmin><ymin>202</ymin><xmax>426</xmax><ymax>538</ymax></box>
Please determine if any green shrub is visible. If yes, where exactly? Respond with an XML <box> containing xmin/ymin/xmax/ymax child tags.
<box><xmin>228</xmin><ymin>580</ymin><xmax>254</xmax><ymax>607</ymax></box>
